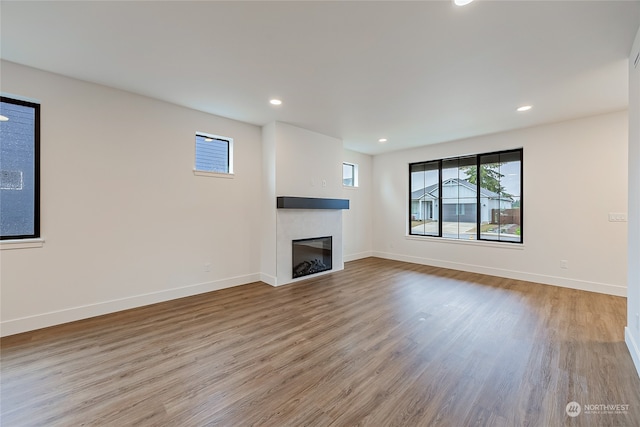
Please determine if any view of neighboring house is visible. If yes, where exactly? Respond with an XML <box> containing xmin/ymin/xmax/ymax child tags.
<box><xmin>411</xmin><ymin>178</ymin><xmax>512</xmax><ymax>223</ymax></box>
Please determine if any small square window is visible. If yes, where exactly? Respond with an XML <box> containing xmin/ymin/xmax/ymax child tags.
<box><xmin>343</xmin><ymin>162</ymin><xmax>358</xmax><ymax>187</ymax></box>
<box><xmin>195</xmin><ymin>133</ymin><xmax>233</xmax><ymax>175</ymax></box>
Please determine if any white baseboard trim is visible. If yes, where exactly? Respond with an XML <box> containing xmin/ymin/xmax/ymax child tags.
<box><xmin>260</xmin><ymin>273</ymin><xmax>277</xmax><ymax>287</ymax></box>
<box><xmin>271</xmin><ymin>265</ymin><xmax>345</xmax><ymax>287</ymax></box>
<box><xmin>626</xmin><ymin>327</ymin><xmax>640</xmax><ymax>379</ymax></box>
<box><xmin>372</xmin><ymin>251</ymin><xmax>626</xmax><ymax>297</ymax></box>
<box><xmin>344</xmin><ymin>251</ymin><xmax>374</xmax><ymax>262</ymax></box>
<box><xmin>1</xmin><ymin>273</ymin><xmax>260</xmax><ymax>337</ymax></box>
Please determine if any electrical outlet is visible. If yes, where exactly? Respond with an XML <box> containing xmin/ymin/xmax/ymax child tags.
<box><xmin>204</xmin><ymin>262</ymin><xmax>211</xmax><ymax>272</ymax></box>
<box><xmin>560</xmin><ymin>260</ymin><xmax>568</xmax><ymax>269</ymax></box>
<box><xmin>322</xmin><ymin>179</ymin><xmax>327</xmax><ymax>187</ymax></box>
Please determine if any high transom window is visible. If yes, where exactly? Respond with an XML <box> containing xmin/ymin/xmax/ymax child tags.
<box><xmin>195</xmin><ymin>133</ymin><xmax>233</xmax><ymax>175</ymax></box>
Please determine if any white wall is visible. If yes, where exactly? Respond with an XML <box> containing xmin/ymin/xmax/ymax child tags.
<box><xmin>343</xmin><ymin>149</ymin><xmax>373</xmax><ymax>261</ymax></box>
<box><xmin>626</xmin><ymin>26</ymin><xmax>640</xmax><ymax>377</ymax></box>
<box><xmin>0</xmin><ymin>61</ymin><xmax>264</xmax><ymax>336</ymax></box>
<box><xmin>372</xmin><ymin>111</ymin><xmax>628</xmax><ymax>296</ymax></box>
<box><xmin>274</xmin><ymin>122</ymin><xmax>343</xmax><ymax>198</ymax></box>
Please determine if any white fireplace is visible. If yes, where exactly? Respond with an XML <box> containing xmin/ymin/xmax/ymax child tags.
<box><xmin>275</xmin><ymin>208</ymin><xmax>343</xmax><ymax>285</ymax></box>
<box><xmin>276</xmin><ymin>198</ymin><xmax>349</xmax><ymax>286</ymax></box>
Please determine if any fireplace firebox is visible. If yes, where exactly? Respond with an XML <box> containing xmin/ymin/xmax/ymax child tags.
<box><xmin>292</xmin><ymin>236</ymin><xmax>332</xmax><ymax>279</ymax></box>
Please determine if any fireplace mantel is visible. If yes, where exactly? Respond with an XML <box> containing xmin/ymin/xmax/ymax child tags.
<box><xmin>276</xmin><ymin>196</ymin><xmax>349</xmax><ymax>210</ymax></box>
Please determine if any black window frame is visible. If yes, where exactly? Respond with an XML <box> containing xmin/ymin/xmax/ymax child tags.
<box><xmin>342</xmin><ymin>162</ymin><xmax>356</xmax><ymax>187</ymax></box>
<box><xmin>409</xmin><ymin>148</ymin><xmax>523</xmax><ymax>244</ymax></box>
<box><xmin>0</xmin><ymin>96</ymin><xmax>41</xmax><ymax>240</ymax></box>
<box><xmin>194</xmin><ymin>132</ymin><xmax>232</xmax><ymax>174</ymax></box>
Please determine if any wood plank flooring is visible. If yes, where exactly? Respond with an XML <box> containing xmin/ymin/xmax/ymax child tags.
<box><xmin>2</xmin><ymin>257</ymin><xmax>639</xmax><ymax>426</ymax></box>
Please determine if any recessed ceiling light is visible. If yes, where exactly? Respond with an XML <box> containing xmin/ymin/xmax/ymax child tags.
<box><xmin>0</xmin><ymin>115</ymin><xmax>8</xmax><ymax>122</ymax></box>
<box><xmin>378</xmin><ymin>138</ymin><xmax>388</xmax><ymax>143</ymax></box>
<box><xmin>269</xmin><ymin>99</ymin><xmax>282</xmax><ymax>106</ymax></box>
<box><xmin>517</xmin><ymin>105</ymin><xmax>532</xmax><ymax>112</ymax></box>
<box><xmin>204</xmin><ymin>138</ymin><xmax>213</xmax><ymax>142</ymax></box>
<box><xmin>454</xmin><ymin>0</ymin><xmax>474</xmax><ymax>6</ymax></box>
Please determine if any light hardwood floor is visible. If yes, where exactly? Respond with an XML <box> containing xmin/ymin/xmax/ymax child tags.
<box><xmin>2</xmin><ymin>258</ymin><xmax>639</xmax><ymax>426</ymax></box>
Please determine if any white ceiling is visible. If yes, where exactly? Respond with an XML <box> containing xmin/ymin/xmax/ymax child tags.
<box><xmin>1</xmin><ymin>1</ymin><xmax>639</xmax><ymax>155</ymax></box>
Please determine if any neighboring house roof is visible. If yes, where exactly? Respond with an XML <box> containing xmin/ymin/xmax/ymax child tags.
<box><xmin>411</xmin><ymin>183</ymin><xmax>438</xmax><ymax>200</ymax></box>
<box><xmin>411</xmin><ymin>178</ymin><xmax>509</xmax><ymax>200</ymax></box>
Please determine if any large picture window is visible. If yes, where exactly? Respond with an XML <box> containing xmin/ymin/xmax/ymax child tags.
<box><xmin>0</xmin><ymin>96</ymin><xmax>40</xmax><ymax>240</ymax></box>
<box><xmin>409</xmin><ymin>149</ymin><xmax>522</xmax><ymax>243</ymax></box>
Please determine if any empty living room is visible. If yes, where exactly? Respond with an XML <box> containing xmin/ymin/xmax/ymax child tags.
<box><xmin>1</xmin><ymin>1</ymin><xmax>640</xmax><ymax>426</ymax></box>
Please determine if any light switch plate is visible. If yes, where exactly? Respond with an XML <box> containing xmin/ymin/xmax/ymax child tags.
<box><xmin>608</xmin><ymin>213</ymin><xmax>627</xmax><ymax>222</ymax></box>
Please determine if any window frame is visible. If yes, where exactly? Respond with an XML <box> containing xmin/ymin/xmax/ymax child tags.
<box><xmin>409</xmin><ymin>148</ymin><xmax>523</xmax><ymax>244</ymax></box>
<box><xmin>343</xmin><ymin>162</ymin><xmax>359</xmax><ymax>187</ymax></box>
<box><xmin>0</xmin><ymin>96</ymin><xmax>41</xmax><ymax>240</ymax></box>
<box><xmin>193</xmin><ymin>132</ymin><xmax>234</xmax><ymax>177</ymax></box>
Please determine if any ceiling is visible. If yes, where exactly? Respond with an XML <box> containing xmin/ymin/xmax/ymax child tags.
<box><xmin>1</xmin><ymin>1</ymin><xmax>639</xmax><ymax>155</ymax></box>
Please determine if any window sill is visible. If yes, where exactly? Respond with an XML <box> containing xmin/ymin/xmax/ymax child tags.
<box><xmin>343</xmin><ymin>185</ymin><xmax>359</xmax><ymax>190</ymax></box>
<box><xmin>1</xmin><ymin>238</ymin><xmax>45</xmax><ymax>250</ymax></box>
<box><xmin>193</xmin><ymin>170</ymin><xmax>235</xmax><ymax>179</ymax></box>
<box><xmin>405</xmin><ymin>234</ymin><xmax>524</xmax><ymax>249</ymax></box>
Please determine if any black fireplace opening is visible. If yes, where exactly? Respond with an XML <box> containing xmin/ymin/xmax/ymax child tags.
<box><xmin>292</xmin><ymin>236</ymin><xmax>332</xmax><ymax>279</ymax></box>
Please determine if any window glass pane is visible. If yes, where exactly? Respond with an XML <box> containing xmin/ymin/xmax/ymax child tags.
<box><xmin>479</xmin><ymin>151</ymin><xmax>522</xmax><ymax>242</ymax></box>
<box><xmin>195</xmin><ymin>134</ymin><xmax>229</xmax><ymax>173</ymax></box>
<box><xmin>343</xmin><ymin>163</ymin><xmax>354</xmax><ymax>186</ymax></box>
<box><xmin>410</xmin><ymin>161</ymin><xmax>438</xmax><ymax>236</ymax></box>
<box><xmin>0</xmin><ymin>99</ymin><xmax>37</xmax><ymax>238</ymax></box>
<box><xmin>443</xmin><ymin>157</ymin><xmax>477</xmax><ymax>240</ymax></box>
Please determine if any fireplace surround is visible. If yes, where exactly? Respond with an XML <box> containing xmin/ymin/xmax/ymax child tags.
<box><xmin>273</xmin><ymin>198</ymin><xmax>345</xmax><ymax>286</ymax></box>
